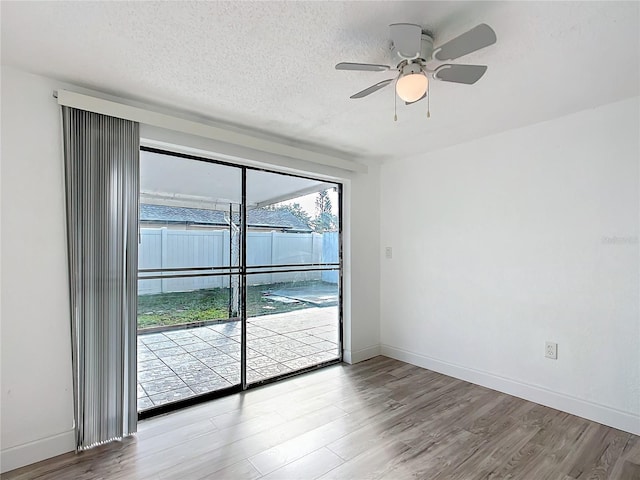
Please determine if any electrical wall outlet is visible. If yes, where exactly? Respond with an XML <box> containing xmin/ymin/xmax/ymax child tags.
<box><xmin>385</xmin><ymin>247</ymin><xmax>393</xmax><ymax>259</ymax></box>
<box><xmin>545</xmin><ymin>341</ymin><xmax>558</xmax><ymax>359</ymax></box>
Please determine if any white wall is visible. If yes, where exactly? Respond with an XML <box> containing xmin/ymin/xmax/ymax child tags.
<box><xmin>380</xmin><ymin>97</ymin><xmax>640</xmax><ymax>435</ymax></box>
<box><xmin>0</xmin><ymin>66</ymin><xmax>382</xmax><ymax>472</ymax></box>
<box><xmin>343</xmin><ymin>164</ymin><xmax>381</xmax><ymax>363</ymax></box>
<box><xmin>1</xmin><ymin>68</ymin><xmax>76</xmax><ymax>470</ymax></box>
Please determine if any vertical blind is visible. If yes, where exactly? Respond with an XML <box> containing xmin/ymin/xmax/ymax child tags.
<box><xmin>62</xmin><ymin>106</ymin><xmax>139</xmax><ymax>450</ymax></box>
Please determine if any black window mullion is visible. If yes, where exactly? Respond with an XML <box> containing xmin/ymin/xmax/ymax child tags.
<box><xmin>240</xmin><ymin>167</ymin><xmax>247</xmax><ymax>390</ymax></box>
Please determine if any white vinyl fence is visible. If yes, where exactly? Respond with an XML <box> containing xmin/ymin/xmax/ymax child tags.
<box><xmin>139</xmin><ymin>228</ymin><xmax>338</xmax><ymax>295</ymax></box>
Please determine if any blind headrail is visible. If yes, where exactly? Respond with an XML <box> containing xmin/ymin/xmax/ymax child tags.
<box><xmin>55</xmin><ymin>90</ymin><xmax>367</xmax><ymax>173</ymax></box>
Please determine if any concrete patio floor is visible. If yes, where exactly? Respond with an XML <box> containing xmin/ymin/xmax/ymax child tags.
<box><xmin>137</xmin><ymin>306</ymin><xmax>339</xmax><ymax>411</ymax></box>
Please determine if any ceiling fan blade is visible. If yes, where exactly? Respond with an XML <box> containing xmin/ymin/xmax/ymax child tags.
<box><xmin>389</xmin><ymin>23</ymin><xmax>422</xmax><ymax>59</ymax></box>
<box><xmin>434</xmin><ymin>64</ymin><xmax>487</xmax><ymax>84</ymax></box>
<box><xmin>434</xmin><ymin>24</ymin><xmax>497</xmax><ymax>61</ymax></box>
<box><xmin>336</xmin><ymin>62</ymin><xmax>391</xmax><ymax>72</ymax></box>
<box><xmin>350</xmin><ymin>79</ymin><xmax>394</xmax><ymax>99</ymax></box>
<box><xmin>405</xmin><ymin>92</ymin><xmax>427</xmax><ymax>105</ymax></box>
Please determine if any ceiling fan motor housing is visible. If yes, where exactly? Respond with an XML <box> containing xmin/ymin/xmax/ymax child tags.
<box><xmin>401</xmin><ymin>63</ymin><xmax>422</xmax><ymax>76</ymax></box>
<box><xmin>391</xmin><ymin>33</ymin><xmax>434</xmax><ymax>67</ymax></box>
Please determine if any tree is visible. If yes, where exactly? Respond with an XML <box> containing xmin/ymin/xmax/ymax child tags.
<box><xmin>312</xmin><ymin>190</ymin><xmax>337</xmax><ymax>233</ymax></box>
<box><xmin>266</xmin><ymin>202</ymin><xmax>312</xmax><ymax>228</ymax></box>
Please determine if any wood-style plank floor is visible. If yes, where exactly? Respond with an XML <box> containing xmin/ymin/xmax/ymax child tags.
<box><xmin>3</xmin><ymin>356</ymin><xmax>639</xmax><ymax>479</ymax></box>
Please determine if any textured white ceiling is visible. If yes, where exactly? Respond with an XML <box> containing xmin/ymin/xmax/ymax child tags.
<box><xmin>2</xmin><ymin>1</ymin><xmax>639</xmax><ymax>163</ymax></box>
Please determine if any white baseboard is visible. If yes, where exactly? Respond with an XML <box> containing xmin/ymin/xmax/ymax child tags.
<box><xmin>381</xmin><ymin>344</ymin><xmax>640</xmax><ymax>436</ymax></box>
<box><xmin>0</xmin><ymin>429</ymin><xmax>75</xmax><ymax>474</ymax></box>
<box><xmin>343</xmin><ymin>344</ymin><xmax>381</xmax><ymax>365</ymax></box>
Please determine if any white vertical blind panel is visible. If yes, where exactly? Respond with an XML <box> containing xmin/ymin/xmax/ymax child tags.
<box><xmin>62</xmin><ymin>106</ymin><xmax>139</xmax><ymax>450</ymax></box>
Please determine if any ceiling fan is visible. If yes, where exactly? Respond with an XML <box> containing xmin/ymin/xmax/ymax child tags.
<box><xmin>336</xmin><ymin>22</ymin><xmax>497</xmax><ymax>111</ymax></box>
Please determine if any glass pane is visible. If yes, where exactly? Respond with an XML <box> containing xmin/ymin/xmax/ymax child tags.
<box><xmin>245</xmin><ymin>272</ymin><xmax>340</xmax><ymax>384</ymax></box>
<box><xmin>246</xmin><ymin>169</ymin><xmax>341</xmax><ymax>385</ymax></box>
<box><xmin>245</xmin><ymin>170</ymin><xmax>339</xmax><ymax>267</ymax></box>
<box><xmin>138</xmin><ymin>282</ymin><xmax>235</xmax><ymax>330</ymax></box>
<box><xmin>137</xmin><ymin>151</ymin><xmax>242</xmax><ymax>412</ymax></box>
<box><xmin>141</xmin><ymin>150</ymin><xmax>242</xmax><ymax>204</ymax></box>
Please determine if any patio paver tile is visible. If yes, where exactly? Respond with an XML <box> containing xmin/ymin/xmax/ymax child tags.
<box><xmin>278</xmin><ymin>339</ymin><xmax>308</xmax><ymax>349</ymax></box>
<box><xmin>179</xmin><ymin>367</ymin><xmax>226</xmax><ymax>386</ymax></box>
<box><xmin>282</xmin><ymin>357</ymin><xmax>316</xmax><ymax>370</ymax></box>
<box><xmin>200</xmin><ymin>354</ymin><xmax>238</xmax><ymax>368</ymax></box>
<box><xmin>141</xmin><ymin>375</ymin><xmax>188</xmax><ymax>396</ymax></box>
<box><xmin>191</xmin><ymin>379</ymin><xmax>233</xmax><ymax>394</ymax></box>
<box><xmin>247</xmin><ymin>327</ymin><xmax>277</xmax><ymax>338</ymax></box>
<box><xmin>317</xmin><ymin>336</ymin><xmax>340</xmax><ymax>344</ymax></box>
<box><xmin>247</xmin><ymin>356</ymin><xmax>279</xmax><ymax>369</ymax></box>
<box><xmin>138</xmin><ymin>366</ymin><xmax>175</xmax><ymax>382</ymax></box>
<box><xmin>247</xmin><ymin>349</ymin><xmax>263</xmax><ymax>359</ymax></box>
<box><xmin>171</xmin><ymin>336</ymin><xmax>204</xmax><ymax>346</ymax></box>
<box><xmin>247</xmin><ymin>369</ymin><xmax>265</xmax><ymax>383</ymax></box>
<box><xmin>149</xmin><ymin>387</ymin><xmax>194</xmax><ymax>406</ymax></box>
<box><xmin>306</xmin><ymin>327</ymin><xmax>331</xmax><ymax>335</ymax></box>
<box><xmin>191</xmin><ymin>349</ymin><xmax>234</xmax><ymax>362</ymax></box>
<box><xmin>180</xmin><ymin>341</ymin><xmax>213</xmax><ymax>353</ymax></box>
<box><xmin>168</xmin><ymin>359</ymin><xmax>209</xmax><ymax>376</ymax></box>
<box><xmin>139</xmin><ymin>333</ymin><xmax>169</xmax><ymax>344</ymax></box>
<box><xmin>266</xmin><ymin>335</ymin><xmax>290</xmax><ymax>344</ymax></box>
<box><xmin>137</xmin><ymin>396</ymin><xmax>154</xmax><ymax>410</ymax></box>
<box><xmin>138</xmin><ymin>350</ymin><xmax>159</xmax><ymax>362</ymax></box>
<box><xmin>137</xmin><ymin>384</ymin><xmax>147</xmax><ymax>398</ymax></box>
<box><xmin>163</xmin><ymin>330</ymin><xmax>195</xmax><ymax>340</ymax></box>
<box><xmin>192</xmin><ymin>333</ymin><xmax>226</xmax><ymax>343</ymax></box>
<box><xmin>216</xmin><ymin>344</ymin><xmax>241</xmax><ymax>355</ymax></box>
<box><xmin>297</xmin><ymin>336</ymin><xmax>328</xmax><ymax>345</ymax></box>
<box><xmin>207</xmin><ymin>337</ymin><xmax>238</xmax><ymax>347</ymax></box>
<box><xmin>138</xmin><ymin>359</ymin><xmax>166</xmax><ymax>372</ymax></box>
<box><xmin>250</xmin><ymin>345</ymin><xmax>279</xmax><ymax>357</ymax></box>
<box><xmin>311</xmin><ymin>340</ymin><xmax>339</xmax><ymax>351</ymax></box>
<box><xmin>154</xmin><ymin>346</ymin><xmax>188</xmax><ymax>358</ymax></box>
<box><xmin>284</xmin><ymin>332</ymin><xmax>312</xmax><ymax>340</ymax></box>
<box><xmin>207</xmin><ymin>323</ymin><xmax>240</xmax><ymax>335</ymax></box>
<box><xmin>264</xmin><ymin>348</ymin><xmax>300</xmax><ymax>362</ymax></box>
<box><xmin>251</xmin><ymin>364</ymin><xmax>293</xmax><ymax>380</ymax></box>
<box><xmin>248</xmin><ymin>338</ymin><xmax>273</xmax><ymax>348</ymax></box>
<box><xmin>306</xmin><ymin>351</ymin><xmax>340</xmax><ymax>363</ymax></box>
<box><xmin>213</xmin><ymin>363</ymin><xmax>241</xmax><ymax>377</ymax></box>
<box><xmin>290</xmin><ymin>345</ymin><xmax>322</xmax><ymax>356</ymax></box>
<box><xmin>162</xmin><ymin>353</ymin><xmax>198</xmax><ymax>367</ymax></box>
<box><xmin>146</xmin><ymin>340</ymin><xmax>178</xmax><ymax>351</ymax></box>
<box><xmin>217</xmin><ymin>372</ymin><xmax>241</xmax><ymax>384</ymax></box>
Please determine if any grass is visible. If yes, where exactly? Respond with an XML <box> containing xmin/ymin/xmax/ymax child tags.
<box><xmin>137</xmin><ymin>282</ymin><xmax>314</xmax><ymax>330</ymax></box>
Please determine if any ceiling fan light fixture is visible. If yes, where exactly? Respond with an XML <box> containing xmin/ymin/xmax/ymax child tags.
<box><xmin>396</xmin><ymin>64</ymin><xmax>428</xmax><ymax>103</ymax></box>
<box><xmin>336</xmin><ymin>22</ymin><xmax>495</xmax><ymax>104</ymax></box>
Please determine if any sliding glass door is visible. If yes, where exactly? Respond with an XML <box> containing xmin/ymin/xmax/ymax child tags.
<box><xmin>245</xmin><ymin>169</ymin><xmax>341</xmax><ymax>385</ymax></box>
<box><xmin>136</xmin><ymin>149</ymin><xmax>341</xmax><ymax>414</ymax></box>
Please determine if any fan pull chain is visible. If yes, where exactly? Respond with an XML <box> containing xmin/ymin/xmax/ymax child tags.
<box><xmin>394</xmin><ymin>86</ymin><xmax>398</xmax><ymax>122</ymax></box>
<box><xmin>427</xmin><ymin>81</ymin><xmax>431</xmax><ymax>118</ymax></box>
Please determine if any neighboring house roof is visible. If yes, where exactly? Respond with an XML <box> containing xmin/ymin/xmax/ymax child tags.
<box><xmin>140</xmin><ymin>204</ymin><xmax>312</xmax><ymax>232</ymax></box>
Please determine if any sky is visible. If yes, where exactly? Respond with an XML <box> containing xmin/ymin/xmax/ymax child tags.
<box><xmin>278</xmin><ymin>187</ymin><xmax>339</xmax><ymax>218</ymax></box>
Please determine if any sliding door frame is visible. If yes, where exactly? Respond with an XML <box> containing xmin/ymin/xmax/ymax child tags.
<box><xmin>138</xmin><ymin>146</ymin><xmax>343</xmax><ymax>419</ymax></box>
